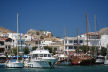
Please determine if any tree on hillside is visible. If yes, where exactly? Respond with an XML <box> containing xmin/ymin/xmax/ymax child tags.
<box><xmin>12</xmin><ymin>47</ymin><xmax>18</xmax><ymax>56</ymax></box>
<box><xmin>36</xmin><ymin>31</ymin><xmax>40</xmax><ymax>35</ymax></box>
<box><xmin>32</xmin><ymin>46</ymin><xmax>37</xmax><ymax>51</ymax></box>
<box><xmin>44</xmin><ymin>46</ymin><xmax>52</xmax><ymax>53</ymax></box>
<box><xmin>40</xmin><ymin>36</ymin><xmax>44</xmax><ymax>39</ymax></box>
<box><xmin>23</xmin><ymin>47</ymin><xmax>30</xmax><ymax>54</ymax></box>
<box><xmin>101</xmin><ymin>47</ymin><xmax>107</xmax><ymax>56</ymax></box>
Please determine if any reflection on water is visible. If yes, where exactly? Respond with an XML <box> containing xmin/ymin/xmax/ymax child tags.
<box><xmin>0</xmin><ymin>65</ymin><xmax>108</xmax><ymax>72</ymax></box>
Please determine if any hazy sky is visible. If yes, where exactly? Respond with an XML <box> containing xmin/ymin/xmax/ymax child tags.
<box><xmin>0</xmin><ymin>0</ymin><xmax>108</xmax><ymax>37</ymax></box>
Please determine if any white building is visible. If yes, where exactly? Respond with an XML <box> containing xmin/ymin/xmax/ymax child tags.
<box><xmin>0</xmin><ymin>38</ymin><xmax>5</xmax><ymax>56</ymax></box>
<box><xmin>64</xmin><ymin>32</ymin><xmax>101</xmax><ymax>54</ymax></box>
<box><xmin>43</xmin><ymin>31</ymin><xmax>52</xmax><ymax>36</ymax></box>
<box><xmin>101</xmin><ymin>35</ymin><xmax>108</xmax><ymax>48</ymax></box>
<box><xmin>41</xmin><ymin>40</ymin><xmax>55</xmax><ymax>46</ymax></box>
<box><xmin>64</xmin><ymin>37</ymin><xmax>84</xmax><ymax>53</ymax></box>
<box><xmin>23</xmin><ymin>34</ymin><xmax>32</xmax><ymax>41</ymax></box>
<box><xmin>80</xmin><ymin>32</ymin><xmax>100</xmax><ymax>47</ymax></box>
<box><xmin>7</xmin><ymin>33</ymin><xmax>26</xmax><ymax>48</ymax></box>
<box><xmin>99</xmin><ymin>28</ymin><xmax>108</xmax><ymax>48</ymax></box>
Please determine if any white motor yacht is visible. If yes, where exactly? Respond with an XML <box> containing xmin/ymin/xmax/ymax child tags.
<box><xmin>24</xmin><ymin>49</ymin><xmax>57</xmax><ymax>68</ymax></box>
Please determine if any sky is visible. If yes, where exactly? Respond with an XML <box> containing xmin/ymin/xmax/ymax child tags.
<box><xmin>0</xmin><ymin>0</ymin><xmax>108</xmax><ymax>37</ymax></box>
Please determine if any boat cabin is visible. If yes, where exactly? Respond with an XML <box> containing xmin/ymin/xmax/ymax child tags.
<box><xmin>30</xmin><ymin>49</ymin><xmax>52</xmax><ymax>59</ymax></box>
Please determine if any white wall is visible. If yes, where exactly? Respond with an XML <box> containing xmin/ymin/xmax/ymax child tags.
<box><xmin>101</xmin><ymin>35</ymin><xmax>108</xmax><ymax>48</ymax></box>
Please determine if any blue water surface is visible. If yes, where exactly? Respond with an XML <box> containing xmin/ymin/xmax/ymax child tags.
<box><xmin>0</xmin><ymin>65</ymin><xmax>108</xmax><ymax>72</ymax></box>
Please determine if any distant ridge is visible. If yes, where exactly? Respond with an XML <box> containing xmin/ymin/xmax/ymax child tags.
<box><xmin>0</xmin><ymin>26</ymin><xmax>14</xmax><ymax>33</ymax></box>
<box><xmin>99</xmin><ymin>28</ymin><xmax>108</xmax><ymax>35</ymax></box>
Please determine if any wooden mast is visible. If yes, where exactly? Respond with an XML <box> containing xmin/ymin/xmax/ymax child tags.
<box><xmin>64</xmin><ymin>28</ymin><xmax>67</xmax><ymax>54</ymax></box>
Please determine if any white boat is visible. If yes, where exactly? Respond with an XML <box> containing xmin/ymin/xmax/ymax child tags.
<box><xmin>57</xmin><ymin>54</ymin><xmax>71</xmax><ymax>65</ymax></box>
<box><xmin>104</xmin><ymin>60</ymin><xmax>108</xmax><ymax>65</ymax></box>
<box><xmin>0</xmin><ymin>55</ymin><xmax>7</xmax><ymax>68</ymax></box>
<box><xmin>6</xmin><ymin>60</ymin><xmax>24</xmax><ymax>68</ymax></box>
<box><xmin>24</xmin><ymin>49</ymin><xmax>57</xmax><ymax>68</ymax></box>
<box><xmin>95</xmin><ymin>55</ymin><xmax>105</xmax><ymax>64</ymax></box>
<box><xmin>104</xmin><ymin>53</ymin><xmax>108</xmax><ymax>64</ymax></box>
<box><xmin>6</xmin><ymin>12</ymin><xmax>24</xmax><ymax>68</ymax></box>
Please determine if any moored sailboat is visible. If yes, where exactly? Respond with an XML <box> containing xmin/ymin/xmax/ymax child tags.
<box><xmin>6</xmin><ymin>12</ymin><xmax>24</xmax><ymax>68</ymax></box>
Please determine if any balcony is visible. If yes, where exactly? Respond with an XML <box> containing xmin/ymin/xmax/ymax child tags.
<box><xmin>5</xmin><ymin>42</ymin><xmax>12</xmax><ymax>45</ymax></box>
<box><xmin>0</xmin><ymin>45</ymin><xmax>5</xmax><ymax>48</ymax></box>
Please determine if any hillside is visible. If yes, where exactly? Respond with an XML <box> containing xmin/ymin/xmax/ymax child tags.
<box><xmin>0</xmin><ymin>26</ymin><xmax>14</xmax><ymax>33</ymax></box>
<box><xmin>99</xmin><ymin>28</ymin><xmax>108</xmax><ymax>35</ymax></box>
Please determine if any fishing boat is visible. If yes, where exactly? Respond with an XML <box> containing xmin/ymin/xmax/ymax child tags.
<box><xmin>95</xmin><ymin>55</ymin><xmax>104</xmax><ymax>64</ymax></box>
<box><xmin>73</xmin><ymin>12</ymin><xmax>95</xmax><ymax>65</ymax></box>
<box><xmin>57</xmin><ymin>28</ymin><xmax>72</xmax><ymax>66</ymax></box>
<box><xmin>57</xmin><ymin>54</ymin><xmax>71</xmax><ymax>66</ymax></box>
<box><xmin>0</xmin><ymin>55</ymin><xmax>7</xmax><ymax>68</ymax></box>
<box><xmin>6</xmin><ymin>12</ymin><xmax>24</xmax><ymax>68</ymax></box>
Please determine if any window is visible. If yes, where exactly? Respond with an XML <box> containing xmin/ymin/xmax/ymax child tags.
<box><xmin>69</xmin><ymin>40</ymin><xmax>73</xmax><ymax>43</ymax></box>
<box><xmin>35</xmin><ymin>54</ymin><xmax>38</xmax><ymax>57</ymax></box>
<box><xmin>80</xmin><ymin>40</ymin><xmax>83</xmax><ymax>43</ymax></box>
<box><xmin>65</xmin><ymin>40</ymin><xmax>67</xmax><ymax>44</ymax></box>
<box><xmin>65</xmin><ymin>46</ymin><xmax>67</xmax><ymax>49</ymax></box>
<box><xmin>69</xmin><ymin>46</ymin><xmax>73</xmax><ymax>49</ymax></box>
<box><xmin>40</xmin><ymin>54</ymin><xmax>43</xmax><ymax>57</ymax></box>
<box><xmin>0</xmin><ymin>41</ymin><xmax>4</xmax><ymax>46</ymax></box>
<box><xmin>74</xmin><ymin>46</ymin><xmax>77</xmax><ymax>49</ymax></box>
<box><xmin>44</xmin><ymin>54</ymin><xmax>47</xmax><ymax>57</ymax></box>
<box><xmin>25</xmin><ymin>36</ymin><xmax>27</xmax><ymax>38</ymax></box>
<box><xmin>74</xmin><ymin>40</ymin><xmax>78</xmax><ymax>43</ymax></box>
<box><xmin>48</xmin><ymin>54</ymin><xmax>51</xmax><ymax>57</ymax></box>
<box><xmin>33</xmin><ymin>54</ymin><xmax>38</xmax><ymax>58</ymax></box>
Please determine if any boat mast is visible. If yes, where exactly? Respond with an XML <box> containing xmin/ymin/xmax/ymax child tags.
<box><xmin>94</xmin><ymin>15</ymin><xmax>97</xmax><ymax>34</ymax></box>
<box><xmin>17</xmin><ymin>12</ymin><xmax>19</xmax><ymax>61</ymax></box>
<box><xmin>38</xmin><ymin>38</ymin><xmax>40</xmax><ymax>49</ymax></box>
<box><xmin>86</xmin><ymin>11</ymin><xmax>88</xmax><ymax>53</ymax></box>
<box><xmin>94</xmin><ymin>14</ymin><xmax>97</xmax><ymax>57</ymax></box>
<box><xmin>64</xmin><ymin>28</ymin><xmax>66</xmax><ymax>54</ymax></box>
<box><xmin>76</xmin><ymin>28</ymin><xmax>79</xmax><ymax>53</ymax></box>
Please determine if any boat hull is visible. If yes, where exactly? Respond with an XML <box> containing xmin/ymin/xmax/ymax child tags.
<box><xmin>104</xmin><ymin>60</ymin><xmax>108</xmax><ymax>64</ymax></box>
<box><xmin>6</xmin><ymin>62</ymin><xmax>24</xmax><ymax>68</ymax></box>
<box><xmin>24</xmin><ymin>59</ymin><xmax>57</xmax><ymax>68</ymax></box>
<box><xmin>0</xmin><ymin>64</ymin><xmax>5</xmax><ymax>68</ymax></box>
<box><xmin>95</xmin><ymin>59</ymin><xmax>104</xmax><ymax>64</ymax></box>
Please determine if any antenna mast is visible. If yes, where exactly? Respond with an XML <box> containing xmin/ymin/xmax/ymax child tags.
<box><xmin>64</xmin><ymin>28</ymin><xmax>66</xmax><ymax>54</ymax></box>
<box><xmin>17</xmin><ymin>12</ymin><xmax>19</xmax><ymax>61</ymax></box>
<box><xmin>86</xmin><ymin>11</ymin><xmax>88</xmax><ymax>53</ymax></box>
<box><xmin>76</xmin><ymin>28</ymin><xmax>79</xmax><ymax>53</ymax></box>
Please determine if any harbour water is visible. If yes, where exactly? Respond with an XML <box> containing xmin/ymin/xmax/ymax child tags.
<box><xmin>0</xmin><ymin>65</ymin><xmax>108</xmax><ymax>72</ymax></box>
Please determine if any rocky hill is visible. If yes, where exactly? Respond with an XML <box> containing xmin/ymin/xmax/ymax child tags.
<box><xmin>0</xmin><ymin>26</ymin><xmax>14</xmax><ymax>33</ymax></box>
<box><xmin>26</xmin><ymin>29</ymin><xmax>60</xmax><ymax>41</ymax></box>
<box><xmin>99</xmin><ymin>28</ymin><xmax>108</xmax><ymax>35</ymax></box>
